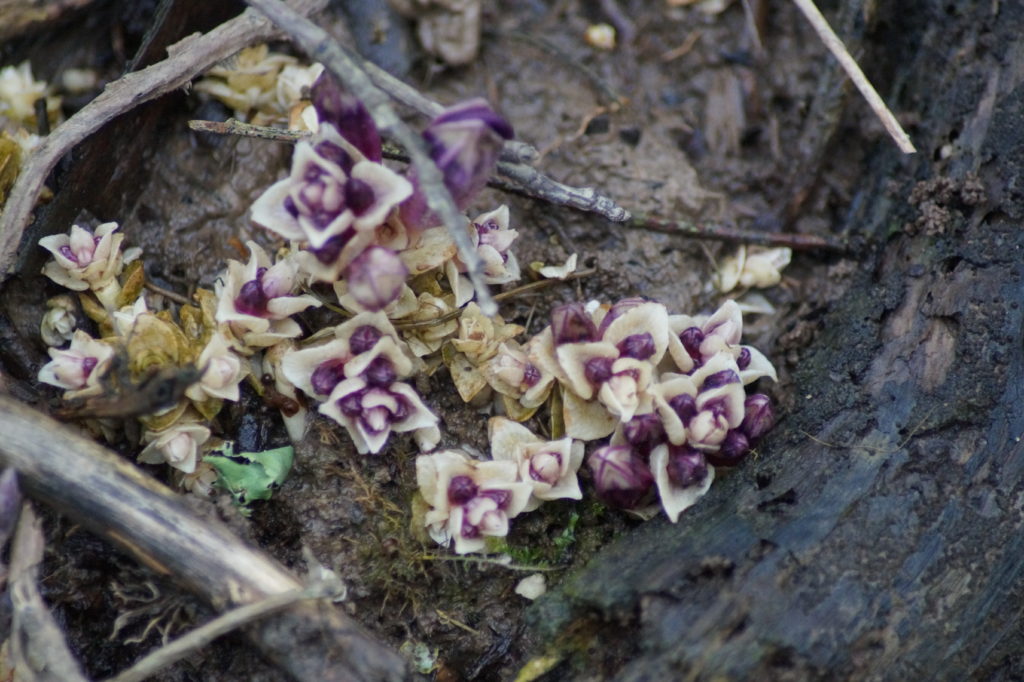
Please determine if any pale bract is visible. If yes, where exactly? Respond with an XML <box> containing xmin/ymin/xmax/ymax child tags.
<box><xmin>186</xmin><ymin>333</ymin><xmax>247</xmax><ymax>402</ymax></box>
<box><xmin>138</xmin><ymin>421</ymin><xmax>211</xmax><ymax>474</ymax></box>
<box><xmin>650</xmin><ymin>443</ymin><xmax>715</xmax><ymax>522</ymax></box>
<box><xmin>488</xmin><ymin>417</ymin><xmax>583</xmax><ymax>511</ymax></box>
<box><xmin>40</xmin><ymin>295</ymin><xmax>77</xmax><ymax>347</ymax></box>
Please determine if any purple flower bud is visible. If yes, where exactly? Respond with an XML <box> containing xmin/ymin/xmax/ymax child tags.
<box><xmin>349</xmin><ymin>325</ymin><xmax>383</xmax><ymax>354</ymax></box>
<box><xmin>311</xmin><ymin>358</ymin><xmax>347</xmax><ymax>395</ymax></box>
<box><xmin>522</xmin><ymin>363</ymin><xmax>541</xmax><ymax>388</ymax></box>
<box><xmin>705</xmin><ymin>429</ymin><xmax>750</xmax><ymax>467</ymax></box>
<box><xmin>596</xmin><ymin>297</ymin><xmax>646</xmax><ymax>337</ymax></box>
<box><xmin>679</xmin><ymin>327</ymin><xmax>704</xmax><ymax>364</ymax></box>
<box><xmin>338</xmin><ymin>390</ymin><xmax>365</xmax><ymax>417</ymax></box>
<box><xmin>344</xmin><ymin>246</ymin><xmax>408</xmax><ymax>311</ymax></box>
<box><xmin>668</xmin><ymin>393</ymin><xmax>697</xmax><ymax>423</ymax></box>
<box><xmin>588</xmin><ymin>445</ymin><xmax>654</xmax><ymax>509</ymax></box>
<box><xmin>364</xmin><ymin>356</ymin><xmax>397</xmax><ymax>387</ymax></box>
<box><xmin>309</xmin><ymin>231</ymin><xmax>354</xmax><ymax>265</ymax></box>
<box><xmin>448</xmin><ymin>475</ymin><xmax>478</xmax><ymax>505</ymax></box>
<box><xmin>313</xmin><ymin>140</ymin><xmax>355</xmax><ymax>174</ymax></box>
<box><xmin>737</xmin><ymin>347</ymin><xmax>751</xmax><ymax>370</ymax></box>
<box><xmin>741</xmin><ymin>394</ymin><xmax>774</xmax><ymax>442</ymax></box>
<box><xmin>551</xmin><ymin>303</ymin><xmax>597</xmax><ymax>344</ymax></box>
<box><xmin>480</xmin><ymin>488</ymin><xmax>511</xmax><ymax>509</ymax></box>
<box><xmin>81</xmin><ymin>356</ymin><xmax>98</xmax><ymax>379</ymax></box>
<box><xmin>666</xmin><ymin>445</ymin><xmax>709</xmax><ymax>488</ymax></box>
<box><xmin>702</xmin><ymin>369</ymin><xmax>740</xmax><ymax>389</ymax></box>
<box><xmin>234</xmin><ymin>268</ymin><xmax>270</xmax><ymax>316</ymax></box>
<box><xmin>311</xmin><ymin>73</ymin><xmax>382</xmax><ymax>162</ymax></box>
<box><xmin>422</xmin><ymin>98</ymin><xmax>513</xmax><ymax>209</ymax></box>
<box><xmin>623</xmin><ymin>413</ymin><xmax>665</xmax><ymax>450</ymax></box>
<box><xmin>584</xmin><ymin>356</ymin><xmax>615</xmax><ymax>385</ymax></box>
<box><xmin>617</xmin><ymin>332</ymin><xmax>656</xmax><ymax>360</ymax></box>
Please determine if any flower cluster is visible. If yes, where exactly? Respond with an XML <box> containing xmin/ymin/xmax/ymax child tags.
<box><xmin>280</xmin><ymin>312</ymin><xmax>439</xmax><ymax>454</ymax></box>
<box><xmin>416</xmin><ymin>417</ymin><xmax>583</xmax><ymax>554</ymax></box>
<box><xmin>34</xmin><ymin>52</ymin><xmax>783</xmax><ymax>561</ymax></box>
<box><xmin>477</xmin><ymin>299</ymin><xmax>777</xmax><ymax>524</ymax></box>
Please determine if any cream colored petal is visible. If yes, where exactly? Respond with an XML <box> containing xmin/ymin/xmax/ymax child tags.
<box><xmin>650</xmin><ymin>444</ymin><xmax>714</xmax><ymax>523</ymax></box>
<box><xmin>487</xmin><ymin>416</ymin><xmax>539</xmax><ymax>462</ymax></box>
<box><xmin>562</xmin><ymin>389</ymin><xmax>616</xmax><ymax>440</ymax></box>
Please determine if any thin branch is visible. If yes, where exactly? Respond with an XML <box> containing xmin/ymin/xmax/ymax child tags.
<box><xmin>188</xmin><ymin>117</ymin><xmax>308</xmax><ymax>142</ymax></box>
<box><xmin>498</xmin><ymin>161</ymin><xmax>631</xmax><ymax>222</ymax></box>
<box><xmin>107</xmin><ymin>583</ymin><xmax>341</xmax><ymax>682</ymax></box>
<box><xmin>0</xmin><ymin>0</ymin><xmax>329</xmax><ymax>281</ymax></box>
<box><xmin>630</xmin><ymin>213</ymin><xmax>849</xmax><ymax>253</ymax></box>
<box><xmin>791</xmin><ymin>0</ymin><xmax>916</xmax><ymax>154</ymax></box>
<box><xmin>0</xmin><ymin>395</ymin><xmax>405</xmax><ymax>681</ymax></box>
<box><xmin>244</xmin><ymin>0</ymin><xmax>499</xmax><ymax>317</ymax></box>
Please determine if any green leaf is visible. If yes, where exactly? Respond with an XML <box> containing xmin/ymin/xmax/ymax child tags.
<box><xmin>204</xmin><ymin>442</ymin><xmax>294</xmax><ymax>513</ymax></box>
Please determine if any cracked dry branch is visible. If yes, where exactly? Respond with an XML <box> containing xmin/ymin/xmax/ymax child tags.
<box><xmin>243</xmin><ymin>0</ymin><xmax>501</xmax><ymax>315</ymax></box>
<box><xmin>0</xmin><ymin>0</ymin><xmax>329</xmax><ymax>282</ymax></box>
<box><xmin>0</xmin><ymin>395</ymin><xmax>406</xmax><ymax>681</ymax></box>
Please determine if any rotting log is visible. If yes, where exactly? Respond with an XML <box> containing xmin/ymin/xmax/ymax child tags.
<box><xmin>0</xmin><ymin>396</ymin><xmax>407</xmax><ymax>682</ymax></box>
<box><xmin>523</xmin><ymin>1</ymin><xmax>1024</xmax><ymax>679</ymax></box>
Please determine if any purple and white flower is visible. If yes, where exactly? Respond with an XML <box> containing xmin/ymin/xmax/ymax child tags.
<box><xmin>214</xmin><ymin>241</ymin><xmax>321</xmax><ymax>349</ymax></box>
<box><xmin>319</xmin><ymin>375</ymin><xmax>438</xmax><ymax>455</ymax></box>
<box><xmin>37</xmin><ymin>329</ymin><xmax>114</xmax><ymax>399</ymax></box>
<box><xmin>489</xmin><ymin>417</ymin><xmax>583</xmax><ymax>511</ymax></box>
<box><xmin>416</xmin><ymin>449</ymin><xmax>532</xmax><ymax>554</ymax></box>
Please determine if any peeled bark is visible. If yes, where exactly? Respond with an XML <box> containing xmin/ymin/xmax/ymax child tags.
<box><xmin>524</xmin><ymin>2</ymin><xmax>1024</xmax><ymax>679</ymax></box>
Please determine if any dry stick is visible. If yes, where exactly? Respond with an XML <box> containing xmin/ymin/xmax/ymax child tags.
<box><xmin>243</xmin><ymin>0</ymin><xmax>499</xmax><ymax>317</ymax></box>
<box><xmin>8</xmin><ymin>503</ymin><xmax>89</xmax><ymax>682</ymax></box>
<box><xmin>630</xmin><ymin>213</ymin><xmax>848</xmax><ymax>253</ymax></box>
<box><xmin>791</xmin><ymin>0</ymin><xmax>916</xmax><ymax>154</ymax></box>
<box><xmin>0</xmin><ymin>396</ymin><xmax>406</xmax><ymax>682</ymax></box>
<box><xmin>107</xmin><ymin>583</ymin><xmax>339</xmax><ymax>682</ymax></box>
<box><xmin>0</xmin><ymin>0</ymin><xmax>329</xmax><ymax>282</ymax></box>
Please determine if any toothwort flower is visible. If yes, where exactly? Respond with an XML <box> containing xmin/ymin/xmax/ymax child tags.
<box><xmin>39</xmin><ymin>222</ymin><xmax>138</xmax><ymax>308</ymax></box>
<box><xmin>489</xmin><ymin>417</ymin><xmax>583</xmax><ymax>511</ymax></box>
<box><xmin>37</xmin><ymin>329</ymin><xmax>114</xmax><ymax>400</ymax></box>
<box><xmin>587</xmin><ymin>445</ymin><xmax>654</xmax><ymax>510</ymax></box>
<box><xmin>214</xmin><ymin>241</ymin><xmax>321</xmax><ymax>349</ymax></box>
<box><xmin>319</xmin><ymin>375</ymin><xmax>438</xmax><ymax>455</ymax></box>
<box><xmin>416</xmin><ymin>449</ymin><xmax>532</xmax><ymax>554</ymax></box>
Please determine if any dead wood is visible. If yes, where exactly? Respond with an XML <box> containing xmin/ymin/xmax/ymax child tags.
<box><xmin>0</xmin><ymin>396</ymin><xmax>406</xmax><ymax>682</ymax></box>
<box><xmin>521</xmin><ymin>1</ymin><xmax>1024</xmax><ymax>678</ymax></box>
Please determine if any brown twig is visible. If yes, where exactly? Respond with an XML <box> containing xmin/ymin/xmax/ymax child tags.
<box><xmin>630</xmin><ymin>213</ymin><xmax>849</xmax><ymax>253</ymax></box>
<box><xmin>143</xmin><ymin>280</ymin><xmax>191</xmax><ymax>305</ymax></box>
<box><xmin>188</xmin><ymin>117</ymin><xmax>308</xmax><ymax>142</ymax></box>
<box><xmin>0</xmin><ymin>0</ymin><xmax>329</xmax><ymax>282</ymax></box>
<box><xmin>244</xmin><ymin>0</ymin><xmax>500</xmax><ymax>316</ymax></box>
<box><xmin>0</xmin><ymin>395</ymin><xmax>406</xmax><ymax>681</ymax></box>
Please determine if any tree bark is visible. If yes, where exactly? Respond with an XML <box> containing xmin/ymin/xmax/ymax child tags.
<box><xmin>524</xmin><ymin>1</ymin><xmax>1024</xmax><ymax>679</ymax></box>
